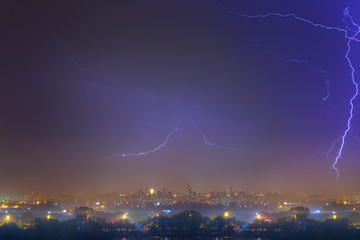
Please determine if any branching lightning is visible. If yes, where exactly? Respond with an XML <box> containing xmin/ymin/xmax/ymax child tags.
<box><xmin>244</xmin><ymin>43</ymin><xmax>331</xmax><ymax>101</ymax></box>
<box><xmin>105</xmin><ymin>118</ymin><xmax>183</xmax><ymax>159</ymax></box>
<box><xmin>60</xmin><ymin>44</ymin><xmax>105</xmax><ymax>78</ymax></box>
<box><xmin>58</xmin><ymin>44</ymin><xmax>250</xmax><ymax>159</ymax></box>
<box><xmin>105</xmin><ymin>118</ymin><xmax>249</xmax><ymax>159</ymax></box>
<box><xmin>190</xmin><ymin>119</ymin><xmax>246</xmax><ymax>152</ymax></box>
<box><xmin>216</xmin><ymin>0</ymin><xmax>360</xmax><ymax>42</ymax></box>
<box><xmin>330</xmin><ymin>8</ymin><xmax>360</xmax><ymax>182</ymax></box>
<box><xmin>58</xmin><ymin>45</ymin><xmax>164</xmax><ymax>100</ymax></box>
<box><xmin>216</xmin><ymin>1</ymin><xmax>360</xmax><ymax>182</ymax></box>
<box><xmin>55</xmin><ymin>2</ymin><xmax>360</xmax><ymax>181</ymax></box>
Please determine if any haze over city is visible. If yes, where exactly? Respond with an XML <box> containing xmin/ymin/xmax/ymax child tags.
<box><xmin>2</xmin><ymin>0</ymin><xmax>360</xmax><ymax>195</ymax></box>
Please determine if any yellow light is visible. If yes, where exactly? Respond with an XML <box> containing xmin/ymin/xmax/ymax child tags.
<box><xmin>333</xmin><ymin>214</ymin><xmax>337</xmax><ymax>220</ymax></box>
<box><xmin>36</xmin><ymin>201</ymin><xmax>40</xmax><ymax>205</ymax></box>
<box><xmin>149</xmin><ymin>188</ymin><xmax>155</xmax><ymax>195</ymax></box>
<box><xmin>121</xmin><ymin>214</ymin><xmax>128</xmax><ymax>220</ymax></box>
<box><xmin>156</xmin><ymin>213</ymin><xmax>160</xmax><ymax>217</ymax></box>
<box><xmin>5</xmin><ymin>215</ymin><xmax>10</xmax><ymax>221</ymax></box>
<box><xmin>224</xmin><ymin>212</ymin><xmax>229</xmax><ymax>218</ymax></box>
<box><xmin>46</xmin><ymin>214</ymin><xmax>51</xmax><ymax>220</ymax></box>
<box><xmin>344</xmin><ymin>201</ymin><xmax>347</xmax><ymax>205</ymax></box>
<box><xmin>256</xmin><ymin>214</ymin><xmax>261</xmax><ymax>220</ymax></box>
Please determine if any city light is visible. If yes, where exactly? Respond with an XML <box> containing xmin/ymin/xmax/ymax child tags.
<box><xmin>4</xmin><ymin>0</ymin><xmax>360</xmax><ymax>238</ymax></box>
<box><xmin>163</xmin><ymin>210</ymin><xmax>171</xmax><ymax>214</ymax></box>
<box><xmin>313</xmin><ymin>209</ymin><xmax>321</xmax><ymax>214</ymax></box>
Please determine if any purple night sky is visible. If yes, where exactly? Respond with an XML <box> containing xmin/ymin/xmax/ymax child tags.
<box><xmin>1</xmin><ymin>0</ymin><xmax>360</xmax><ymax>194</ymax></box>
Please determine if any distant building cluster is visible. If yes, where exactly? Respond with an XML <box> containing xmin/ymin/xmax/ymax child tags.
<box><xmin>1</xmin><ymin>187</ymin><xmax>360</xmax><ymax>226</ymax></box>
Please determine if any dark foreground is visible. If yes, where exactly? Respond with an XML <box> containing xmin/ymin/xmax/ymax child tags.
<box><xmin>1</xmin><ymin>210</ymin><xmax>360</xmax><ymax>240</ymax></box>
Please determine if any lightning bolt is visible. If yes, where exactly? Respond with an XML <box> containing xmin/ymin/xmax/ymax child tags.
<box><xmin>60</xmin><ymin>44</ymin><xmax>105</xmax><ymax>78</ymax></box>
<box><xmin>330</xmin><ymin>8</ymin><xmax>360</xmax><ymax>182</ymax></box>
<box><xmin>216</xmin><ymin>0</ymin><xmax>360</xmax><ymax>42</ymax></box>
<box><xmin>243</xmin><ymin>43</ymin><xmax>331</xmax><ymax>101</ymax></box>
<box><xmin>104</xmin><ymin>118</ymin><xmax>183</xmax><ymax>159</ymax></box>
<box><xmin>55</xmin><ymin>3</ymin><xmax>360</xmax><ymax>182</ymax></box>
<box><xmin>189</xmin><ymin>119</ymin><xmax>246</xmax><ymax>151</ymax></box>
<box><xmin>58</xmin><ymin>44</ymin><xmax>163</xmax><ymax>101</ymax></box>
<box><xmin>216</xmin><ymin>1</ymin><xmax>360</xmax><ymax>182</ymax></box>
<box><xmin>58</xmin><ymin>45</ymin><xmax>249</xmax><ymax>159</ymax></box>
<box><xmin>105</xmin><ymin>117</ymin><xmax>250</xmax><ymax>159</ymax></box>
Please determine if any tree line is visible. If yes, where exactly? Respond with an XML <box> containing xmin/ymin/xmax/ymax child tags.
<box><xmin>1</xmin><ymin>207</ymin><xmax>360</xmax><ymax>240</ymax></box>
